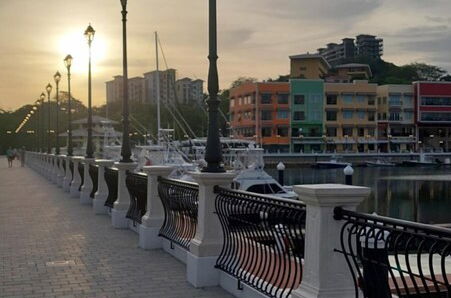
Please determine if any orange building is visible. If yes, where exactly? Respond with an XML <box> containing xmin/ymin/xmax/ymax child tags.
<box><xmin>230</xmin><ymin>82</ymin><xmax>290</xmax><ymax>152</ymax></box>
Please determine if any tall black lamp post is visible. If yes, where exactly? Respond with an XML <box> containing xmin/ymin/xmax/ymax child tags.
<box><xmin>119</xmin><ymin>0</ymin><xmax>132</xmax><ymax>162</ymax></box>
<box><xmin>54</xmin><ymin>71</ymin><xmax>61</xmax><ymax>155</ymax></box>
<box><xmin>33</xmin><ymin>105</ymin><xmax>38</xmax><ymax>151</ymax></box>
<box><xmin>46</xmin><ymin>83</ymin><xmax>53</xmax><ymax>154</ymax></box>
<box><xmin>203</xmin><ymin>0</ymin><xmax>224</xmax><ymax>173</ymax></box>
<box><xmin>84</xmin><ymin>24</ymin><xmax>95</xmax><ymax>159</ymax></box>
<box><xmin>40</xmin><ymin>92</ymin><xmax>45</xmax><ymax>152</ymax></box>
<box><xmin>64</xmin><ymin>55</ymin><xmax>73</xmax><ymax>156</ymax></box>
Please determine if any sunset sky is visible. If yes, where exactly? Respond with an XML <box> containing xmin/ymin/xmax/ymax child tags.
<box><xmin>0</xmin><ymin>0</ymin><xmax>450</xmax><ymax>110</ymax></box>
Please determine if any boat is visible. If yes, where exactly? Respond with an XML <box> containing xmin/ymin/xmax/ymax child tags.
<box><xmin>365</xmin><ymin>159</ymin><xmax>396</xmax><ymax>167</ymax></box>
<box><xmin>314</xmin><ymin>157</ymin><xmax>351</xmax><ymax>169</ymax></box>
<box><xmin>402</xmin><ymin>154</ymin><xmax>438</xmax><ymax>167</ymax></box>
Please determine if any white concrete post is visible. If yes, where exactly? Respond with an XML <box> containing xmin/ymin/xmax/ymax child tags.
<box><xmin>69</xmin><ymin>156</ymin><xmax>83</xmax><ymax>198</ymax></box>
<box><xmin>56</xmin><ymin>155</ymin><xmax>66</xmax><ymax>187</ymax></box>
<box><xmin>51</xmin><ymin>155</ymin><xmax>58</xmax><ymax>184</ymax></box>
<box><xmin>93</xmin><ymin>160</ymin><xmax>114</xmax><ymax>214</ymax></box>
<box><xmin>139</xmin><ymin>166</ymin><xmax>174</xmax><ymax>249</ymax></box>
<box><xmin>290</xmin><ymin>184</ymin><xmax>371</xmax><ymax>298</ymax></box>
<box><xmin>80</xmin><ymin>158</ymin><xmax>96</xmax><ymax>205</ymax></box>
<box><xmin>63</xmin><ymin>156</ymin><xmax>73</xmax><ymax>192</ymax></box>
<box><xmin>186</xmin><ymin>171</ymin><xmax>236</xmax><ymax>288</ymax></box>
<box><xmin>111</xmin><ymin>162</ymin><xmax>137</xmax><ymax>229</ymax></box>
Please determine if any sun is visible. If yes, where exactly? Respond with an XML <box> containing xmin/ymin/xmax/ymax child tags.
<box><xmin>57</xmin><ymin>28</ymin><xmax>107</xmax><ymax>74</ymax></box>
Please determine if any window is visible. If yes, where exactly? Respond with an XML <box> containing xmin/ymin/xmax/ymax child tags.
<box><xmin>343</xmin><ymin>111</ymin><xmax>353</xmax><ymax>119</ymax></box>
<box><xmin>230</xmin><ymin>99</ymin><xmax>235</xmax><ymax>107</ymax></box>
<box><xmin>389</xmin><ymin>95</ymin><xmax>402</xmax><ymax>106</ymax></box>
<box><xmin>277</xmin><ymin>93</ymin><xmax>289</xmax><ymax>104</ymax></box>
<box><xmin>377</xmin><ymin>97</ymin><xmax>381</xmax><ymax>105</ymax></box>
<box><xmin>383</xmin><ymin>97</ymin><xmax>387</xmax><ymax>104</ymax></box>
<box><xmin>390</xmin><ymin>112</ymin><xmax>400</xmax><ymax>121</ymax></box>
<box><xmin>326</xmin><ymin>127</ymin><xmax>337</xmax><ymax>137</ymax></box>
<box><xmin>358</xmin><ymin>111</ymin><xmax>366</xmax><ymax>120</ymax></box>
<box><xmin>312</xmin><ymin>111</ymin><xmax>322</xmax><ymax>121</ymax></box>
<box><xmin>261</xmin><ymin>127</ymin><xmax>272</xmax><ymax>137</ymax></box>
<box><xmin>343</xmin><ymin>95</ymin><xmax>353</xmax><ymax>104</ymax></box>
<box><xmin>312</xmin><ymin>94</ymin><xmax>322</xmax><ymax>103</ymax></box>
<box><xmin>277</xmin><ymin>109</ymin><xmax>289</xmax><ymax>119</ymax></box>
<box><xmin>403</xmin><ymin>95</ymin><xmax>413</xmax><ymax>106</ymax></box>
<box><xmin>356</xmin><ymin>95</ymin><xmax>365</xmax><ymax>103</ymax></box>
<box><xmin>368</xmin><ymin>96</ymin><xmax>375</xmax><ymax>105</ymax></box>
<box><xmin>343</xmin><ymin>127</ymin><xmax>353</xmax><ymax>137</ymax></box>
<box><xmin>294</xmin><ymin>95</ymin><xmax>305</xmax><ymax>105</ymax></box>
<box><xmin>368</xmin><ymin>112</ymin><xmax>375</xmax><ymax>121</ymax></box>
<box><xmin>358</xmin><ymin>128</ymin><xmax>365</xmax><ymax>137</ymax></box>
<box><xmin>326</xmin><ymin>111</ymin><xmax>337</xmax><ymax>121</ymax></box>
<box><xmin>277</xmin><ymin>127</ymin><xmax>289</xmax><ymax>137</ymax></box>
<box><xmin>367</xmin><ymin>128</ymin><xmax>375</xmax><ymax>137</ymax></box>
<box><xmin>421</xmin><ymin>97</ymin><xmax>451</xmax><ymax>106</ymax></box>
<box><xmin>261</xmin><ymin>93</ymin><xmax>272</xmax><ymax>104</ymax></box>
<box><xmin>261</xmin><ymin>110</ymin><xmax>272</xmax><ymax>120</ymax></box>
<box><xmin>327</xmin><ymin>95</ymin><xmax>337</xmax><ymax>105</ymax></box>
<box><xmin>310</xmin><ymin>128</ymin><xmax>321</xmax><ymax>137</ymax></box>
<box><xmin>293</xmin><ymin>111</ymin><xmax>305</xmax><ymax>121</ymax></box>
<box><xmin>404</xmin><ymin>112</ymin><xmax>413</xmax><ymax>120</ymax></box>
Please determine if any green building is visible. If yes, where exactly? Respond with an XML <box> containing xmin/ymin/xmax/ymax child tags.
<box><xmin>290</xmin><ymin>79</ymin><xmax>324</xmax><ymax>153</ymax></box>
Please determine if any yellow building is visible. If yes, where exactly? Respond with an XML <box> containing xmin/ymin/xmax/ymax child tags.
<box><xmin>289</xmin><ymin>54</ymin><xmax>330</xmax><ymax>79</ymax></box>
<box><xmin>324</xmin><ymin>80</ymin><xmax>378</xmax><ymax>153</ymax></box>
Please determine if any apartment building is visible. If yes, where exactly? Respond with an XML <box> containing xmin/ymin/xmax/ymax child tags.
<box><xmin>143</xmin><ymin>69</ymin><xmax>176</xmax><ymax>104</ymax></box>
<box><xmin>229</xmin><ymin>82</ymin><xmax>290</xmax><ymax>152</ymax></box>
<box><xmin>175</xmin><ymin>78</ymin><xmax>204</xmax><ymax>104</ymax></box>
<box><xmin>414</xmin><ymin>82</ymin><xmax>451</xmax><ymax>152</ymax></box>
<box><xmin>290</xmin><ymin>80</ymin><xmax>324</xmax><ymax>153</ymax></box>
<box><xmin>289</xmin><ymin>54</ymin><xmax>330</xmax><ymax>79</ymax></box>
<box><xmin>105</xmin><ymin>76</ymin><xmax>145</xmax><ymax>104</ymax></box>
<box><xmin>324</xmin><ymin>80</ymin><xmax>378</xmax><ymax>153</ymax></box>
<box><xmin>317</xmin><ymin>38</ymin><xmax>356</xmax><ymax>65</ymax></box>
<box><xmin>356</xmin><ymin>34</ymin><xmax>384</xmax><ymax>60</ymax></box>
<box><xmin>377</xmin><ymin>85</ymin><xmax>415</xmax><ymax>152</ymax></box>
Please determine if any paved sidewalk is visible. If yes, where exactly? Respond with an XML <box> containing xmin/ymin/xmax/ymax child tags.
<box><xmin>0</xmin><ymin>158</ymin><xmax>232</xmax><ymax>298</ymax></box>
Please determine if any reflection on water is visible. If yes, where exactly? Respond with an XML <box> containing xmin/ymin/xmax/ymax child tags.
<box><xmin>267</xmin><ymin>166</ymin><xmax>451</xmax><ymax>224</ymax></box>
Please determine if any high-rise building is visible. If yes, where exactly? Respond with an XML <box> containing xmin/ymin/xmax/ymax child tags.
<box><xmin>175</xmin><ymin>78</ymin><xmax>204</xmax><ymax>104</ymax></box>
<box><xmin>105</xmin><ymin>76</ymin><xmax>145</xmax><ymax>104</ymax></box>
<box><xmin>143</xmin><ymin>69</ymin><xmax>176</xmax><ymax>104</ymax></box>
<box><xmin>317</xmin><ymin>34</ymin><xmax>383</xmax><ymax>65</ymax></box>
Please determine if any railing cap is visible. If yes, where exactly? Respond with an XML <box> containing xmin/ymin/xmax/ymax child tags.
<box><xmin>189</xmin><ymin>171</ymin><xmax>236</xmax><ymax>186</ymax></box>
<box><xmin>142</xmin><ymin>165</ymin><xmax>174</xmax><ymax>176</ymax></box>
<box><xmin>114</xmin><ymin>161</ymin><xmax>137</xmax><ymax>170</ymax></box>
<box><xmin>294</xmin><ymin>184</ymin><xmax>370</xmax><ymax>207</ymax></box>
<box><xmin>95</xmin><ymin>159</ymin><xmax>115</xmax><ymax>166</ymax></box>
<box><xmin>70</xmin><ymin>156</ymin><xmax>84</xmax><ymax>161</ymax></box>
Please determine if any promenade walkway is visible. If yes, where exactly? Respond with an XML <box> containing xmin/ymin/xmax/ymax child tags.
<box><xmin>0</xmin><ymin>158</ymin><xmax>232</xmax><ymax>298</ymax></box>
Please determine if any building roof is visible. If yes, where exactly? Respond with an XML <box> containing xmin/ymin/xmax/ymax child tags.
<box><xmin>334</xmin><ymin>63</ymin><xmax>372</xmax><ymax>77</ymax></box>
<box><xmin>289</xmin><ymin>53</ymin><xmax>331</xmax><ymax>69</ymax></box>
<box><xmin>72</xmin><ymin>116</ymin><xmax>118</xmax><ymax>125</ymax></box>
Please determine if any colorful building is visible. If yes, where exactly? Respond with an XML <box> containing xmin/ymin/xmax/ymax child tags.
<box><xmin>414</xmin><ymin>82</ymin><xmax>451</xmax><ymax>152</ymax></box>
<box><xmin>290</xmin><ymin>80</ymin><xmax>324</xmax><ymax>153</ymax></box>
<box><xmin>377</xmin><ymin>85</ymin><xmax>416</xmax><ymax>152</ymax></box>
<box><xmin>324</xmin><ymin>80</ymin><xmax>378</xmax><ymax>153</ymax></box>
<box><xmin>229</xmin><ymin>82</ymin><xmax>290</xmax><ymax>152</ymax></box>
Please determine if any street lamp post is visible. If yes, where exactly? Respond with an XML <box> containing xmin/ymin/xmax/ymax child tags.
<box><xmin>119</xmin><ymin>0</ymin><xmax>132</xmax><ymax>162</ymax></box>
<box><xmin>64</xmin><ymin>55</ymin><xmax>73</xmax><ymax>156</ymax></box>
<box><xmin>203</xmin><ymin>0</ymin><xmax>224</xmax><ymax>173</ymax></box>
<box><xmin>54</xmin><ymin>72</ymin><xmax>61</xmax><ymax>155</ymax></box>
<box><xmin>39</xmin><ymin>93</ymin><xmax>45</xmax><ymax>152</ymax></box>
<box><xmin>46</xmin><ymin>83</ymin><xmax>53</xmax><ymax>154</ymax></box>
<box><xmin>33</xmin><ymin>105</ymin><xmax>38</xmax><ymax>151</ymax></box>
<box><xmin>84</xmin><ymin>24</ymin><xmax>95</xmax><ymax>158</ymax></box>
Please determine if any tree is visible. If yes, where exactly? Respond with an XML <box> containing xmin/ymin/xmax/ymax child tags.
<box><xmin>404</xmin><ymin>63</ymin><xmax>447</xmax><ymax>81</ymax></box>
<box><xmin>230</xmin><ymin>77</ymin><xmax>257</xmax><ymax>89</ymax></box>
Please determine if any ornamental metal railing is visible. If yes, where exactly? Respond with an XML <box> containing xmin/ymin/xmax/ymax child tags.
<box><xmin>214</xmin><ymin>186</ymin><xmax>306</xmax><ymax>298</ymax></box>
<box><xmin>334</xmin><ymin>207</ymin><xmax>451</xmax><ymax>298</ymax></box>
<box><xmin>78</xmin><ymin>162</ymin><xmax>84</xmax><ymax>191</ymax></box>
<box><xmin>126</xmin><ymin>172</ymin><xmax>148</xmax><ymax>225</ymax></box>
<box><xmin>104</xmin><ymin>167</ymin><xmax>118</xmax><ymax>208</ymax></box>
<box><xmin>157</xmin><ymin>177</ymin><xmax>199</xmax><ymax>250</ymax></box>
<box><xmin>89</xmin><ymin>164</ymin><xmax>99</xmax><ymax>199</ymax></box>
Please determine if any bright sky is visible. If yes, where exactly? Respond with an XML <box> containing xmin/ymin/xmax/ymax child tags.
<box><xmin>1</xmin><ymin>0</ymin><xmax>450</xmax><ymax>110</ymax></box>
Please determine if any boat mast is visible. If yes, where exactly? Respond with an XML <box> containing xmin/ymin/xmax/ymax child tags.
<box><xmin>155</xmin><ymin>31</ymin><xmax>161</xmax><ymax>146</ymax></box>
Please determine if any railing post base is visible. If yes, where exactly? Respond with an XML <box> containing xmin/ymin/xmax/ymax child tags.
<box><xmin>140</xmin><ymin>165</ymin><xmax>174</xmax><ymax>249</ymax></box>
<box><xmin>290</xmin><ymin>184</ymin><xmax>370</xmax><ymax>298</ymax></box>
<box><xmin>186</xmin><ymin>171</ymin><xmax>236</xmax><ymax>288</ymax></box>
<box><xmin>56</xmin><ymin>155</ymin><xmax>66</xmax><ymax>187</ymax></box>
<box><xmin>62</xmin><ymin>156</ymin><xmax>73</xmax><ymax>193</ymax></box>
<box><xmin>111</xmin><ymin>162</ymin><xmax>137</xmax><ymax>229</ymax></box>
<box><xmin>80</xmin><ymin>158</ymin><xmax>95</xmax><ymax>205</ymax></box>
<box><xmin>93</xmin><ymin>160</ymin><xmax>114</xmax><ymax>214</ymax></box>
<box><xmin>69</xmin><ymin>157</ymin><xmax>83</xmax><ymax>198</ymax></box>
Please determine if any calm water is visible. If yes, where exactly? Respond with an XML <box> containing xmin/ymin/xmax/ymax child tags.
<box><xmin>267</xmin><ymin>166</ymin><xmax>451</xmax><ymax>224</ymax></box>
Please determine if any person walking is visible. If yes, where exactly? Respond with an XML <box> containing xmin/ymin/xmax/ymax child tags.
<box><xmin>19</xmin><ymin>146</ymin><xmax>26</xmax><ymax>167</ymax></box>
<box><xmin>6</xmin><ymin>147</ymin><xmax>14</xmax><ymax>168</ymax></box>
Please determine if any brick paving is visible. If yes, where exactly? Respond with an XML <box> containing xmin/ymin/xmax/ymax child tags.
<box><xmin>0</xmin><ymin>158</ymin><xmax>232</xmax><ymax>298</ymax></box>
